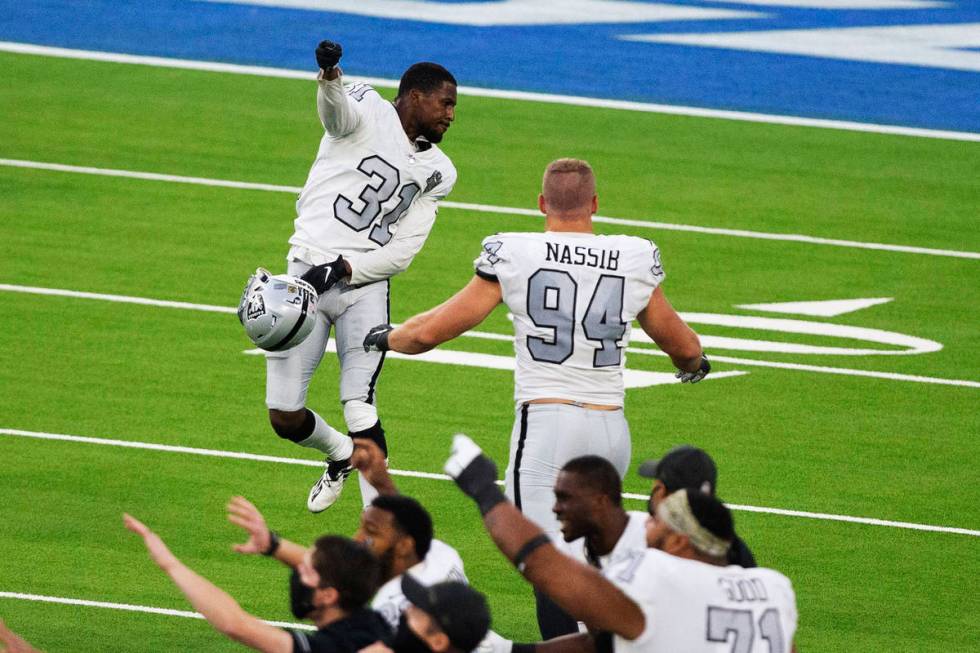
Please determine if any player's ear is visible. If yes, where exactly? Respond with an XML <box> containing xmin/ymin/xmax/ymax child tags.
<box><xmin>395</xmin><ymin>534</ymin><xmax>416</xmax><ymax>558</ymax></box>
<box><xmin>538</xmin><ymin>193</ymin><xmax>547</xmax><ymax>215</ymax></box>
<box><xmin>591</xmin><ymin>194</ymin><xmax>598</xmax><ymax>215</ymax></box>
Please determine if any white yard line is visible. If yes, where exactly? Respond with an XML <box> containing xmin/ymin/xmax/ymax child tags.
<box><xmin>1</xmin><ymin>428</ymin><xmax>977</xmax><ymax>537</ymax></box>
<box><xmin>1</xmin><ymin>282</ymin><xmax>976</xmax><ymax>388</ymax></box>
<box><xmin>2</xmin><ymin>41</ymin><xmax>979</xmax><ymax>142</ymax></box>
<box><xmin>2</xmin><ymin>158</ymin><xmax>978</xmax><ymax>260</ymax></box>
<box><xmin>0</xmin><ymin>592</ymin><xmax>314</xmax><ymax>630</ymax></box>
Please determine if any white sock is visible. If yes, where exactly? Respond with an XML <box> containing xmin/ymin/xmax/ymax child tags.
<box><xmin>297</xmin><ymin>411</ymin><xmax>354</xmax><ymax>461</ymax></box>
<box><xmin>358</xmin><ymin>472</ymin><xmax>380</xmax><ymax>508</ymax></box>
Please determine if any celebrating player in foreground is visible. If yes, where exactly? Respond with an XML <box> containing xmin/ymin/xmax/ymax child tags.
<box><xmin>255</xmin><ymin>40</ymin><xmax>458</xmax><ymax>512</ymax></box>
<box><xmin>445</xmin><ymin>435</ymin><xmax>799</xmax><ymax>653</ymax></box>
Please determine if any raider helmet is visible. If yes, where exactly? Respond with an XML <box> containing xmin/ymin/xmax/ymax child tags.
<box><xmin>238</xmin><ymin>268</ymin><xmax>318</xmax><ymax>351</ymax></box>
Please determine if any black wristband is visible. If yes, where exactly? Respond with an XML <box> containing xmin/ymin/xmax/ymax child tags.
<box><xmin>262</xmin><ymin>531</ymin><xmax>281</xmax><ymax>557</ymax></box>
<box><xmin>455</xmin><ymin>456</ymin><xmax>507</xmax><ymax>516</ymax></box>
<box><xmin>513</xmin><ymin>534</ymin><xmax>551</xmax><ymax>572</ymax></box>
<box><xmin>376</xmin><ymin>330</ymin><xmax>390</xmax><ymax>352</ymax></box>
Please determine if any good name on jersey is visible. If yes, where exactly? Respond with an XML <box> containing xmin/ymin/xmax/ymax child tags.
<box><xmin>545</xmin><ymin>242</ymin><xmax>620</xmax><ymax>271</ymax></box>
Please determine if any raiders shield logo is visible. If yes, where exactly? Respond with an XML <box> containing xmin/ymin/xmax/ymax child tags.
<box><xmin>424</xmin><ymin>170</ymin><xmax>443</xmax><ymax>194</ymax></box>
<box><xmin>246</xmin><ymin>294</ymin><xmax>267</xmax><ymax>321</ymax></box>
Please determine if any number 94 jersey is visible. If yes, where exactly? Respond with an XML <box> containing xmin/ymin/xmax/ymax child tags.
<box><xmin>474</xmin><ymin>232</ymin><xmax>665</xmax><ymax>407</ymax></box>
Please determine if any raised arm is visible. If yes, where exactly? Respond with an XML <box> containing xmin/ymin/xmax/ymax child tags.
<box><xmin>124</xmin><ymin>514</ymin><xmax>293</xmax><ymax>653</ymax></box>
<box><xmin>386</xmin><ymin>275</ymin><xmax>502</xmax><ymax>354</ymax></box>
<box><xmin>636</xmin><ymin>287</ymin><xmax>703</xmax><ymax>374</ymax></box>
<box><xmin>444</xmin><ymin>437</ymin><xmax>646</xmax><ymax>640</ymax></box>
<box><xmin>226</xmin><ymin>496</ymin><xmax>307</xmax><ymax>568</ymax></box>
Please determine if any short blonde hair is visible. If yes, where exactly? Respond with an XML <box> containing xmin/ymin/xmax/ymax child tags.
<box><xmin>542</xmin><ymin>158</ymin><xmax>596</xmax><ymax>214</ymax></box>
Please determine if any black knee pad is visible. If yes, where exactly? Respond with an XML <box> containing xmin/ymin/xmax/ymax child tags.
<box><xmin>350</xmin><ymin>420</ymin><xmax>387</xmax><ymax>457</ymax></box>
<box><xmin>272</xmin><ymin>409</ymin><xmax>316</xmax><ymax>443</ymax></box>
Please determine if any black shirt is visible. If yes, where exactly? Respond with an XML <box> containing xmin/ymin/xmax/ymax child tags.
<box><xmin>288</xmin><ymin>608</ymin><xmax>392</xmax><ymax>653</ymax></box>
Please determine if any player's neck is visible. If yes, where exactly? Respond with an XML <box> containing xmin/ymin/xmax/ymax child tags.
<box><xmin>588</xmin><ymin>509</ymin><xmax>630</xmax><ymax>557</ymax></box>
<box><xmin>544</xmin><ymin>214</ymin><xmax>594</xmax><ymax>233</ymax></box>
<box><xmin>394</xmin><ymin>101</ymin><xmax>422</xmax><ymax>142</ymax></box>
<box><xmin>313</xmin><ymin>604</ymin><xmax>350</xmax><ymax>629</ymax></box>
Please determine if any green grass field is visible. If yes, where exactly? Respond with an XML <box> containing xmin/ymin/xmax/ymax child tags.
<box><xmin>1</xmin><ymin>52</ymin><xmax>978</xmax><ymax>651</ymax></box>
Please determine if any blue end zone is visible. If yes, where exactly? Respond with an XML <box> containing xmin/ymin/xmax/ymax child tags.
<box><xmin>1</xmin><ymin>0</ymin><xmax>978</xmax><ymax>132</ymax></box>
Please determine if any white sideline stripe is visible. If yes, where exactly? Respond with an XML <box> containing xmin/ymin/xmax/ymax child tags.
<box><xmin>2</xmin><ymin>282</ymin><xmax>977</xmax><ymax>388</ymax></box>
<box><xmin>3</xmin><ymin>158</ymin><xmax>978</xmax><ymax>261</ymax></box>
<box><xmin>0</xmin><ymin>592</ymin><xmax>315</xmax><ymax>631</ymax></box>
<box><xmin>7</xmin><ymin>283</ymin><xmax>980</xmax><ymax>388</ymax></box>
<box><xmin>2</xmin><ymin>41</ymin><xmax>978</xmax><ymax>142</ymax></box>
<box><xmin>2</xmin><ymin>428</ymin><xmax>978</xmax><ymax>537</ymax></box>
<box><xmin>626</xmin><ymin>347</ymin><xmax>980</xmax><ymax>388</ymax></box>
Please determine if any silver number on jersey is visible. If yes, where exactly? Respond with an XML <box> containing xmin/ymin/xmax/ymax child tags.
<box><xmin>707</xmin><ymin>607</ymin><xmax>785</xmax><ymax>653</ymax></box>
<box><xmin>370</xmin><ymin>182</ymin><xmax>419</xmax><ymax>246</ymax></box>
<box><xmin>583</xmin><ymin>275</ymin><xmax>626</xmax><ymax>367</ymax></box>
<box><xmin>526</xmin><ymin>270</ymin><xmax>627</xmax><ymax>367</ymax></box>
<box><xmin>527</xmin><ymin>269</ymin><xmax>577</xmax><ymax>364</ymax></box>
<box><xmin>334</xmin><ymin>155</ymin><xmax>417</xmax><ymax>245</ymax></box>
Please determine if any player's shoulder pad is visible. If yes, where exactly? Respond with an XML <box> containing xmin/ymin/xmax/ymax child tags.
<box><xmin>343</xmin><ymin>81</ymin><xmax>380</xmax><ymax>102</ymax></box>
<box><xmin>422</xmin><ymin>155</ymin><xmax>458</xmax><ymax>199</ymax></box>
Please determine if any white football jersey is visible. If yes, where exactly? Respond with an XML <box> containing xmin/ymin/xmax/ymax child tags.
<box><xmin>607</xmin><ymin>549</ymin><xmax>798</xmax><ymax>653</ymax></box>
<box><xmin>474</xmin><ymin>232</ymin><xmax>664</xmax><ymax>406</ymax></box>
<box><xmin>567</xmin><ymin>511</ymin><xmax>648</xmax><ymax>572</ymax></box>
<box><xmin>371</xmin><ymin>539</ymin><xmax>467</xmax><ymax>630</ymax></box>
<box><xmin>289</xmin><ymin>78</ymin><xmax>457</xmax><ymax>286</ymax></box>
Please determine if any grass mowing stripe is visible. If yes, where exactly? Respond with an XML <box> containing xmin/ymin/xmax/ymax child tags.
<box><xmin>0</xmin><ymin>592</ymin><xmax>314</xmax><ymax>631</ymax></box>
<box><xmin>3</xmin><ymin>282</ymin><xmax>977</xmax><ymax>388</ymax></box>
<box><xmin>3</xmin><ymin>157</ymin><xmax>979</xmax><ymax>260</ymax></box>
<box><xmin>2</xmin><ymin>41</ymin><xmax>979</xmax><ymax>143</ymax></box>
<box><xmin>3</xmin><ymin>428</ymin><xmax>977</xmax><ymax>537</ymax></box>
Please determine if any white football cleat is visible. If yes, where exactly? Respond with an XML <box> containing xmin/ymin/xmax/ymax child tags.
<box><xmin>307</xmin><ymin>461</ymin><xmax>353</xmax><ymax>513</ymax></box>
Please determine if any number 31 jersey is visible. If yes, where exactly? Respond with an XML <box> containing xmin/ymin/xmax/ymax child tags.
<box><xmin>289</xmin><ymin>82</ymin><xmax>456</xmax><ymax>275</ymax></box>
<box><xmin>474</xmin><ymin>231</ymin><xmax>665</xmax><ymax>407</ymax></box>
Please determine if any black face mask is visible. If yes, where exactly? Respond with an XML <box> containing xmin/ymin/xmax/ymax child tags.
<box><xmin>289</xmin><ymin>569</ymin><xmax>316</xmax><ymax>620</ymax></box>
<box><xmin>393</xmin><ymin>613</ymin><xmax>434</xmax><ymax>653</ymax></box>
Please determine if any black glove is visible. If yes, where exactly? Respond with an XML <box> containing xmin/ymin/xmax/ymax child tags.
<box><xmin>299</xmin><ymin>256</ymin><xmax>347</xmax><ymax>295</ymax></box>
<box><xmin>315</xmin><ymin>40</ymin><xmax>343</xmax><ymax>71</ymax></box>
<box><xmin>455</xmin><ymin>454</ymin><xmax>507</xmax><ymax>517</ymax></box>
<box><xmin>363</xmin><ymin>324</ymin><xmax>393</xmax><ymax>353</ymax></box>
<box><xmin>676</xmin><ymin>353</ymin><xmax>711</xmax><ymax>384</ymax></box>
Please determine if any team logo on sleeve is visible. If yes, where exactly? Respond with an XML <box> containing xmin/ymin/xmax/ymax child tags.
<box><xmin>651</xmin><ymin>246</ymin><xmax>664</xmax><ymax>277</ymax></box>
<box><xmin>482</xmin><ymin>240</ymin><xmax>503</xmax><ymax>265</ymax></box>
<box><xmin>424</xmin><ymin>170</ymin><xmax>443</xmax><ymax>194</ymax></box>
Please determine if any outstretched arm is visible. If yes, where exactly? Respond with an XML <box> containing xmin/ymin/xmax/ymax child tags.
<box><xmin>226</xmin><ymin>497</ymin><xmax>307</xmax><ymax>568</ymax></box>
<box><xmin>636</xmin><ymin>287</ymin><xmax>702</xmax><ymax>373</ymax></box>
<box><xmin>124</xmin><ymin>514</ymin><xmax>293</xmax><ymax>653</ymax></box>
<box><xmin>0</xmin><ymin>619</ymin><xmax>43</xmax><ymax>653</ymax></box>
<box><xmin>444</xmin><ymin>437</ymin><xmax>646</xmax><ymax>640</ymax></box>
<box><xmin>387</xmin><ymin>276</ymin><xmax>502</xmax><ymax>354</ymax></box>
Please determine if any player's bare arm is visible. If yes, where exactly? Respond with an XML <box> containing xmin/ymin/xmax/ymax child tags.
<box><xmin>0</xmin><ymin>619</ymin><xmax>43</xmax><ymax>653</ymax></box>
<box><xmin>350</xmin><ymin>439</ymin><xmax>399</xmax><ymax>496</ymax></box>
<box><xmin>366</xmin><ymin>275</ymin><xmax>502</xmax><ymax>354</ymax></box>
<box><xmin>444</xmin><ymin>436</ymin><xmax>646</xmax><ymax>640</ymax></box>
<box><xmin>636</xmin><ymin>287</ymin><xmax>709</xmax><ymax>379</ymax></box>
<box><xmin>226</xmin><ymin>496</ymin><xmax>307</xmax><ymax>567</ymax></box>
<box><xmin>124</xmin><ymin>514</ymin><xmax>293</xmax><ymax>653</ymax></box>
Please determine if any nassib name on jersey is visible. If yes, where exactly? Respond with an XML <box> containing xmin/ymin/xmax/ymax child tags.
<box><xmin>545</xmin><ymin>242</ymin><xmax>620</xmax><ymax>271</ymax></box>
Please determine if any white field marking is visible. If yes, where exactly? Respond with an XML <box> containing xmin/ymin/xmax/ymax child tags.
<box><xmin>204</xmin><ymin>0</ymin><xmax>759</xmax><ymax>25</ymax></box>
<box><xmin>624</xmin><ymin>23</ymin><xmax>980</xmax><ymax>73</ymax></box>
<box><xmin>4</xmin><ymin>159</ymin><xmax>980</xmax><ymax>261</ymax></box>
<box><xmin>241</xmin><ymin>343</ymin><xmax>749</xmax><ymax>389</ymax></box>
<box><xmin>0</xmin><ymin>592</ymin><xmax>315</xmax><ymax>631</ymax></box>
<box><xmin>628</xmin><ymin>347</ymin><xmax>980</xmax><ymax>388</ymax></box>
<box><xmin>3</xmin><ymin>428</ymin><xmax>978</xmax><ymax>537</ymax></box>
<box><xmin>2</xmin><ymin>41</ymin><xmax>979</xmax><ymax>142</ymax></box>
<box><xmin>708</xmin><ymin>0</ymin><xmax>945</xmax><ymax>7</ymax></box>
<box><xmin>735</xmin><ymin>297</ymin><xmax>894</xmax><ymax>317</ymax></box>
<box><xmin>2</xmin><ymin>282</ymin><xmax>976</xmax><ymax>387</ymax></box>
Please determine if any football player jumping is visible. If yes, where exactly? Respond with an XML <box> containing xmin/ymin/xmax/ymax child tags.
<box><xmin>259</xmin><ymin>41</ymin><xmax>458</xmax><ymax>512</ymax></box>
